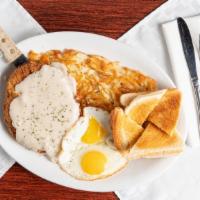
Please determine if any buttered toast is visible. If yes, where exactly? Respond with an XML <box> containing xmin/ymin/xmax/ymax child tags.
<box><xmin>111</xmin><ymin>107</ymin><xmax>143</xmax><ymax>151</ymax></box>
<box><xmin>129</xmin><ymin>123</ymin><xmax>183</xmax><ymax>159</ymax></box>
<box><xmin>148</xmin><ymin>89</ymin><xmax>181</xmax><ymax>136</ymax></box>
<box><xmin>111</xmin><ymin>90</ymin><xmax>166</xmax><ymax>151</ymax></box>
<box><xmin>111</xmin><ymin>88</ymin><xmax>183</xmax><ymax>158</ymax></box>
<box><xmin>124</xmin><ymin>90</ymin><xmax>166</xmax><ymax>125</ymax></box>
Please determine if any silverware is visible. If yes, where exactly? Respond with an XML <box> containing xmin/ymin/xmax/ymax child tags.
<box><xmin>177</xmin><ymin>17</ymin><xmax>200</xmax><ymax>134</ymax></box>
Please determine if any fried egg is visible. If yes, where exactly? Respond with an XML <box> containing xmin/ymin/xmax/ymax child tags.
<box><xmin>58</xmin><ymin>107</ymin><xmax>127</xmax><ymax>180</ymax></box>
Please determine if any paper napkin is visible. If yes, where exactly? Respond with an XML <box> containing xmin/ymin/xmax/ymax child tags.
<box><xmin>162</xmin><ymin>16</ymin><xmax>200</xmax><ymax>147</ymax></box>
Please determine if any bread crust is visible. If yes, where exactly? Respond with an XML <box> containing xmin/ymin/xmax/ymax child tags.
<box><xmin>129</xmin><ymin>123</ymin><xmax>183</xmax><ymax>159</ymax></box>
<box><xmin>120</xmin><ymin>92</ymin><xmax>147</xmax><ymax>107</ymax></box>
<box><xmin>3</xmin><ymin>61</ymin><xmax>42</xmax><ymax>137</ymax></box>
<box><xmin>111</xmin><ymin>107</ymin><xmax>143</xmax><ymax>151</ymax></box>
<box><xmin>130</xmin><ymin>148</ymin><xmax>183</xmax><ymax>159</ymax></box>
<box><xmin>111</xmin><ymin>108</ymin><xmax>125</xmax><ymax>150</ymax></box>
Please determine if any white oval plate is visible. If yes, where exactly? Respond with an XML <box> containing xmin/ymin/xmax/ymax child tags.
<box><xmin>0</xmin><ymin>32</ymin><xmax>186</xmax><ymax>192</ymax></box>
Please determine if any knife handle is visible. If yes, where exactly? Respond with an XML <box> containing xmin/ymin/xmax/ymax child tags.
<box><xmin>0</xmin><ymin>26</ymin><xmax>21</xmax><ymax>63</ymax></box>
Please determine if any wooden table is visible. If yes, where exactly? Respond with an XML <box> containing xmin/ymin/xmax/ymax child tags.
<box><xmin>0</xmin><ymin>0</ymin><xmax>165</xmax><ymax>199</ymax></box>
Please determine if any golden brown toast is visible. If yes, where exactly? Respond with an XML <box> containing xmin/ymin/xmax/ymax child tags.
<box><xmin>148</xmin><ymin>89</ymin><xmax>181</xmax><ymax>136</ymax></box>
<box><xmin>124</xmin><ymin>90</ymin><xmax>166</xmax><ymax>125</ymax></box>
<box><xmin>129</xmin><ymin>123</ymin><xmax>183</xmax><ymax>159</ymax></box>
<box><xmin>3</xmin><ymin>61</ymin><xmax>42</xmax><ymax>137</ymax></box>
<box><xmin>111</xmin><ymin>107</ymin><xmax>144</xmax><ymax>151</ymax></box>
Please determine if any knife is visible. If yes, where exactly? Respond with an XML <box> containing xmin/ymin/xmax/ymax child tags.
<box><xmin>177</xmin><ymin>17</ymin><xmax>200</xmax><ymax>132</ymax></box>
<box><xmin>0</xmin><ymin>26</ymin><xmax>27</xmax><ymax>67</ymax></box>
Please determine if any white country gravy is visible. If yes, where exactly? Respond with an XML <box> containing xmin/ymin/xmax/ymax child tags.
<box><xmin>9</xmin><ymin>62</ymin><xmax>80</xmax><ymax>161</ymax></box>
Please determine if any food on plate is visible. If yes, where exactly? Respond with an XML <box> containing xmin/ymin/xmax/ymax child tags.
<box><xmin>111</xmin><ymin>107</ymin><xmax>144</xmax><ymax>151</ymax></box>
<box><xmin>124</xmin><ymin>90</ymin><xmax>166</xmax><ymax>125</ymax></box>
<box><xmin>4</xmin><ymin>62</ymin><xmax>80</xmax><ymax>161</ymax></box>
<box><xmin>3</xmin><ymin>61</ymin><xmax>43</xmax><ymax>137</ymax></box>
<box><xmin>120</xmin><ymin>92</ymin><xmax>147</xmax><ymax>107</ymax></box>
<box><xmin>111</xmin><ymin>90</ymin><xmax>167</xmax><ymax>151</ymax></box>
<box><xmin>28</xmin><ymin>49</ymin><xmax>157</xmax><ymax>111</ymax></box>
<box><xmin>3</xmin><ymin>48</ymin><xmax>184</xmax><ymax>181</ymax></box>
<box><xmin>128</xmin><ymin>123</ymin><xmax>183</xmax><ymax>159</ymax></box>
<box><xmin>111</xmin><ymin>89</ymin><xmax>183</xmax><ymax>158</ymax></box>
<box><xmin>148</xmin><ymin>89</ymin><xmax>181</xmax><ymax>136</ymax></box>
<box><xmin>58</xmin><ymin>107</ymin><xmax>127</xmax><ymax>180</ymax></box>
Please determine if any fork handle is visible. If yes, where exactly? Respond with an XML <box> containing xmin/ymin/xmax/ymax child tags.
<box><xmin>0</xmin><ymin>26</ymin><xmax>21</xmax><ymax>63</ymax></box>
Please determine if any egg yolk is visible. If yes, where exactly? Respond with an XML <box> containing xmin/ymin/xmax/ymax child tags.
<box><xmin>81</xmin><ymin>151</ymin><xmax>107</xmax><ymax>175</ymax></box>
<box><xmin>81</xmin><ymin>117</ymin><xmax>107</xmax><ymax>144</ymax></box>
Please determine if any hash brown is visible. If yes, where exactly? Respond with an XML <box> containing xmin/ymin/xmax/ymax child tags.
<box><xmin>4</xmin><ymin>49</ymin><xmax>157</xmax><ymax>139</ymax></box>
<box><xmin>28</xmin><ymin>49</ymin><xmax>157</xmax><ymax>111</ymax></box>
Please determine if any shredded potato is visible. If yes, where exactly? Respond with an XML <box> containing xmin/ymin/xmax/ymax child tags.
<box><xmin>28</xmin><ymin>49</ymin><xmax>157</xmax><ymax>111</ymax></box>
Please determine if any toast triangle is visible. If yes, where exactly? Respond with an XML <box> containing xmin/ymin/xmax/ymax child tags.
<box><xmin>129</xmin><ymin>123</ymin><xmax>183</xmax><ymax>159</ymax></box>
<box><xmin>124</xmin><ymin>90</ymin><xmax>166</xmax><ymax>125</ymax></box>
<box><xmin>148</xmin><ymin>89</ymin><xmax>181</xmax><ymax>136</ymax></box>
<box><xmin>111</xmin><ymin>107</ymin><xmax>143</xmax><ymax>151</ymax></box>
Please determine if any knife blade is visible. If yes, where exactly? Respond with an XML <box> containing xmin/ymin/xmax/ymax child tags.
<box><xmin>177</xmin><ymin>17</ymin><xmax>200</xmax><ymax>133</ymax></box>
<box><xmin>178</xmin><ymin>18</ymin><xmax>198</xmax><ymax>80</ymax></box>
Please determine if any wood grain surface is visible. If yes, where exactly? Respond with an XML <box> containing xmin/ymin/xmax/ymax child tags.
<box><xmin>0</xmin><ymin>0</ymin><xmax>165</xmax><ymax>199</ymax></box>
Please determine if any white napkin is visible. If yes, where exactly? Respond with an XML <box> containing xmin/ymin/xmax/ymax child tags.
<box><xmin>162</xmin><ymin>17</ymin><xmax>200</xmax><ymax>147</ymax></box>
<box><xmin>0</xmin><ymin>0</ymin><xmax>45</xmax><ymax>177</ymax></box>
<box><xmin>116</xmin><ymin>146</ymin><xmax>200</xmax><ymax>200</ymax></box>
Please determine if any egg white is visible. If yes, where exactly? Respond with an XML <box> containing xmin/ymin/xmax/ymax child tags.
<box><xmin>58</xmin><ymin>107</ymin><xmax>127</xmax><ymax>180</ymax></box>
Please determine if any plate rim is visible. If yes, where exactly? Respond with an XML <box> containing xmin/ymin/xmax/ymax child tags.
<box><xmin>0</xmin><ymin>31</ymin><xmax>186</xmax><ymax>192</ymax></box>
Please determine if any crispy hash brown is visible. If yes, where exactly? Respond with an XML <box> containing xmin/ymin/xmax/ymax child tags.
<box><xmin>4</xmin><ymin>49</ymin><xmax>157</xmax><ymax>138</ymax></box>
<box><xmin>28</xmin><ymin>49</ymin><xmax>157</xmax><ymax>111</ymax></box>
